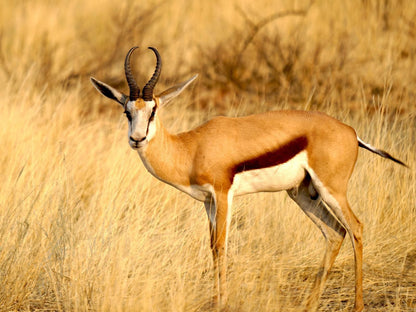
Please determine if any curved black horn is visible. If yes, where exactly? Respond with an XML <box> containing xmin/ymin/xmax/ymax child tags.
<box><xmin>142</xmin><ymin>47</ymin><xmax>162</xmax><ymax>101</ymax></box>
<box><xmin>124</xmin><ymin>46</ymin><xmax>140</xmax><ymax>101</ymax></box>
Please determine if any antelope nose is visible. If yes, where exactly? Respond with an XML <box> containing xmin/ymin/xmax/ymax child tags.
<box><xmin>130</xmin><ymin>136</ymin><xmax>146</xmax><ymax>143</ymax></box>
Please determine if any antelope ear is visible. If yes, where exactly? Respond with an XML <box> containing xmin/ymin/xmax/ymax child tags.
<box><xmin>157</xmin><ymin>74</ymin><xmax>198</xmax><ymax>107</ymax></box>
<box><xmin>90</xmin><ymin>77</ymin><xmax>128</xmax><ymax>106</ymax></box>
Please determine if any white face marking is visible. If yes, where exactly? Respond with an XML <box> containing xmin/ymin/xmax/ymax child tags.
<box><xmin>232</xmin><ymin>151</ymin><xmax>308</xmax><ymax>196</ymax></box>
<box><xmin>125</xmin><ymin>100</ymin><xmax>157</xmax><ymax>149</ymax></box>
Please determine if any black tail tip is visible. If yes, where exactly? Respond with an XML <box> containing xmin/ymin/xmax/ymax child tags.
<box><xmin>386</xmin><ymin>154</ymin><xmax>408</xmax><ymax>168</ymax></box>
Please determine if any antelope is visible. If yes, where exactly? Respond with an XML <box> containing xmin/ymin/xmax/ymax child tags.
<box><xmin>90</xmin><ymin>46</ymin><xmax>406</xmax><ymax>312</ymax></box>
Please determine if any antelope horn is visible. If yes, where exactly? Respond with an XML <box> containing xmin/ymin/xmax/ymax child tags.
<box><xmin>142</xmin><ymin>47</ymin><xmax>162</xmax><ymax>101</ymax></box>
<box><xmin>124</xmin><ymin>46</ymin><xmax>140</xmax><ymax>101</ymax></box>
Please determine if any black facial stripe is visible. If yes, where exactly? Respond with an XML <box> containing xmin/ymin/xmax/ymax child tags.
<box><xmin>145</xmin><ymin>106</ymin><xmax>157</xmax><ymax>136</ymax></box>
<box><xmin>124</xmin><ymin>110</ymin><xmax>132</xmax><ymax>122</ymax></box>
<box><xmin>149</xmin><ymin>105</ymin><xmax>156</xmax><ymax>121</ymax></box>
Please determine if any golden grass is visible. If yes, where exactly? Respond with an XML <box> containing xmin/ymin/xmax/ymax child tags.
<box><xmin>0</xmin><ymin>0</ymin><xmax>415</xmax><ymax>311</ymax></box>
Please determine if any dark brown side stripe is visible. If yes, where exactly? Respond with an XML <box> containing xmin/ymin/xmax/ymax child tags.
<box><xmin>230</xmin><ymin>136</ymin><xmax>308</xmax><ymax>180</ymax></box>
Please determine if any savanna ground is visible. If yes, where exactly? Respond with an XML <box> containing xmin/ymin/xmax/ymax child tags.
<box><xmin>0</xmin><ymin>0</ymin><xmax>415</xmax><ymax>311</ymax></box>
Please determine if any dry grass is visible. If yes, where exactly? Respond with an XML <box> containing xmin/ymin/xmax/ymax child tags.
<box><xmin>0</xmin><ymin>0</ymin><xmax>415</xmax><ymax>311</ymax></box>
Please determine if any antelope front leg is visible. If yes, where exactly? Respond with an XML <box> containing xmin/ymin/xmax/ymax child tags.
<box><xmin>204</xmin><ymin>191</ymin><xmax>230</xmax><ymax>307</ymax></box>
<box><xmin>211</xmin><ymin>236</ymin><xmax>227</xmax><ymax>305</ymax></box>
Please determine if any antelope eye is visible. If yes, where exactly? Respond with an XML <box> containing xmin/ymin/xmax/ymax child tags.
<box><xmin>124</xmin><ymin>111</ymin><xmax>132</xmax><ymax>122</ymax></box>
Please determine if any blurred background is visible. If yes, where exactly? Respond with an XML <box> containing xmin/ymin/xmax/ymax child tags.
<box><xmin>0</xmin><ymin>0</ymin><xmax>415</xmax><ymax>311</ymax></box>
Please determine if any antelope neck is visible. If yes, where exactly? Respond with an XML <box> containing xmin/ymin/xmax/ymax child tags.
<box><xmin>138</xmin><ymin>117</ymin><xmax>194</xmax><ymax>188</ymax></box>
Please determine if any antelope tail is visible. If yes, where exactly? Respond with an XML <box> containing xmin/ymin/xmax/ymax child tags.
<box><xmin>357</xmin><ymin>137</ymin><xmax>407</xmax><ymax>167</ymax></box>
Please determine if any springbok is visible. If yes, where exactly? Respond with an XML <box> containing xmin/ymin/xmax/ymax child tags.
<box><xmin>90</xmin><ymin>46</ymin><xmax>406</xmax><ymax>311</ymax></box>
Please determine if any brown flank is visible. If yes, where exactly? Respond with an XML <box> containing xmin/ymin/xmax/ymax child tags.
<box><xmin>230</xmin><ymin>136</ymin><xmax>308</xmax><ymax>181</ymax></box>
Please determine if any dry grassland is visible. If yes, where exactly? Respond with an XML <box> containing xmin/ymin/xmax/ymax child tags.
<box><xmin>0</xmin><ymin>0</ymin><xmax>415</xmax><ymax>311</ymax></box>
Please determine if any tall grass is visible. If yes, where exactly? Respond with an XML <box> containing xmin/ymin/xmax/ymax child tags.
<box><xmin>0</xmin><ymin>0</ymin><xmax>415</xmax><ymax>311</ymax></box>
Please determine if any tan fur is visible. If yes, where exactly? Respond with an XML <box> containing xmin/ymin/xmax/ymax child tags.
<box><xmin>139</xmin><ymin>109</ymin><xmax>364</xmax><ymax>311</ymax></box>
<box><xmin>145</xmin><ymin>110</ymin><xmax>357</xmax><ymax>191</ymax></box>
<box><xmin>134</xmin><ymin>98</ymin><xmax>146</xmax><ymax>109</ymax></box>
<box><xmin>91</xmin><ymin>72</ymin><xmax>367</xmax><ymax>311</ymax></box>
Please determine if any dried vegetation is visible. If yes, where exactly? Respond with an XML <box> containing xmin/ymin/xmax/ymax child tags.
<box><xmin>0</xmin><ymin>0</ymin><xmax>415</xmax><ymax>311</ymax></box>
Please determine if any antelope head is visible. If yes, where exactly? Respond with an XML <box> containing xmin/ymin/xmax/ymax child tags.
<box><xmin>91</xmin><ymin>46</ymin><xmax>197</xmax><ymax>149</ymax></box>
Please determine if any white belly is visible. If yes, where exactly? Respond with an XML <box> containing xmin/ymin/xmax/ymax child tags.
<box><xmin>232</xmin><ymin>151</ymin><xmax>307</xmax><ymax>196</ymax></box>
<box><xmin>141</xmin><ymin>148</ymin><xmax>307</xmax><ymax>202</ymax></box>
